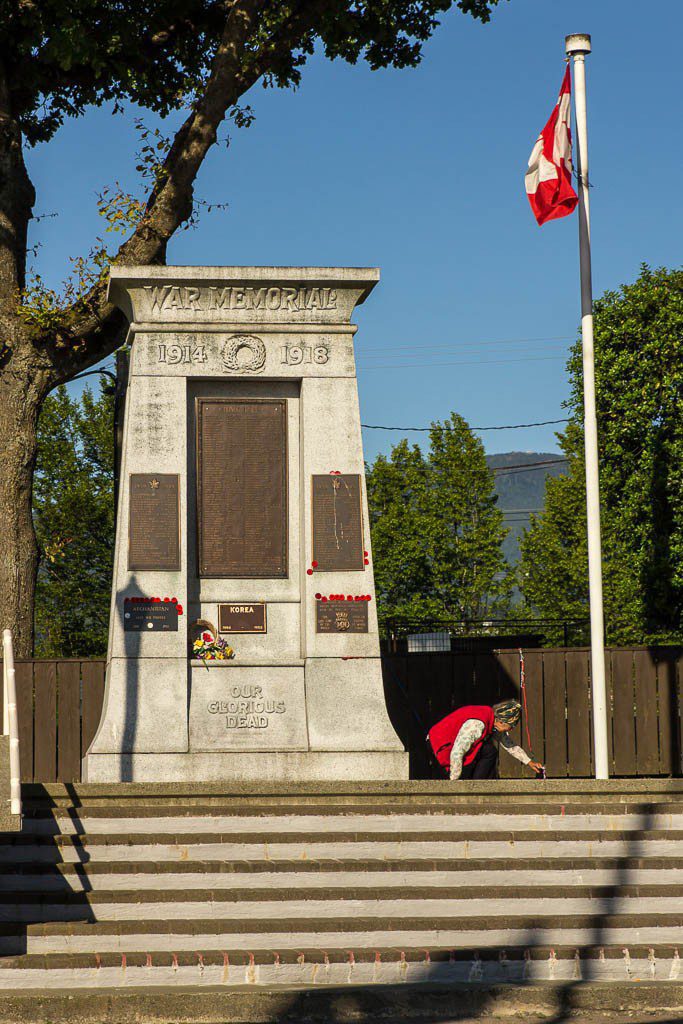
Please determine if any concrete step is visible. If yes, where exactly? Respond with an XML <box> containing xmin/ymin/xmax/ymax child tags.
<box><xmin>0</xmin><ymin>894</ymin><xmax>677</xmax><ymax>924</ymax></box>
<box><xmin>1</xmin><ymin>836</ymin><xmax>681</xmax><ymax>864</ymax></box>
<box><xmin>0</xmin><ymin>872</ymin><xmax>679</xmax><ymax>897</ymax></box>
<box><xmin>0</xmin><ymin>946</ymin><xmax>682</xmax><ymax>990</ymax></box>
<box><xmin>6</xmin><ymin>854</ymin><xmax>683</xmax><ymax>877</ymax></box>
<box><xmin>19</xmin><ymin>811</ymin><xmax>683</xmax><ymax>835</ymax></box>
<box><xmin>2</xmin><ymin>920</ymin><xmax>683</xmax><ymax>957</ymax></box>
<box><xmin>0</xmin><ymin>980</ymin><xmax>681</xmax><ymax>1020</ymax></box>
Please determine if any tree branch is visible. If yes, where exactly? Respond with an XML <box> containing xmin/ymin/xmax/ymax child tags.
<box><xmin>40</xmin><ymin>0</ymin><xmax>329</xmax><ymax>383</ymax></box>
<box><xmin>0</xmin><ymin>58</ymin><xmax>35</xmax><ymax>316</ymax></box>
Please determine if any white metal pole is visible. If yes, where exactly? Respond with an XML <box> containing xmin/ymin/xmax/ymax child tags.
<box><xmin>565</xmin><ymin>33</ymin><xmax>609</xmax><ymax>780</ymax></box>
<box><xmin>2</xmin><ymin>629</ymin><xmax>21</xmax><ymax>816</ymax></box>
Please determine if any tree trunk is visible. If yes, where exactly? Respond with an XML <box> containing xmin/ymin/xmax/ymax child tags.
<box><xmin>0</xmin><ymin>372</ymin><xmax>43</xmax><ymax>657</ymax></box>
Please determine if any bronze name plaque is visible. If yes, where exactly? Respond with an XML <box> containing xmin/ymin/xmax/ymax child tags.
<box><xmin>128</xmin><ymin>474</ymin><xmax>180</xmax><ymax>571</ymax></box>
<box><xmin>311</xmin><ymin>474</ymin><xmax>364</xmax><ymax>572</ymax></box>
<box><xmin>218</xmin><ymin>602</ymin><xmax>267</xmax><ymax>634</ymax></box>
<box><xmin>316</xmin><ymin>600</ymin><xmax>368</xmax><ymax>634</ymax></box>
<box><xmin>197</xmin><ymin>398</ymin><xmax>288</xmax><ymax>578</ymax></box>
<box><xmin>124</xmin><ymin>600</ymin><xmax>178</xmax><ymax>632</ymax></box>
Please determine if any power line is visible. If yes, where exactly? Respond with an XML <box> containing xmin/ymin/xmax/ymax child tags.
<box><xmin>493</xmin><ymin>459</ymin><xmax>569</xmax><ymax>476</ymax></box>
<box><xmin>362</xmin><ymin>418</ymin><xmax>569</xmax><ymax>433</ymax></box>
<box><xmin>361</xmin><ymin>334</ymin><xmax>572</xmax><ymax>353</ymax></box>
<box><xmin>357</xmin><ymin>354</ymin><xmax>567</xmax><ymax>371</ymax></box>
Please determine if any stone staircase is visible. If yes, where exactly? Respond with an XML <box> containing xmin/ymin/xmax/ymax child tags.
<box><xmin>0</xmin><ymin>780</ymin><xmax>683</xmax><ymax>1004</ymax></box>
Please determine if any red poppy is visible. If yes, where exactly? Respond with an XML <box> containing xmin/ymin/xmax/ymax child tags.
<box><xmin>315</xmin><ymin>593</ymin><xmax>321</xmax><ymax>600</ymax></box>
<box><xmin>364</xmin><ymin>559</ymin><xmax>369</xmax><ymax>565</ymax></box>
<box><xmin>306</xmin><ymin>569</ymin><xmax>313</xmax><ymax>576</ymax></box>
<box><xmin>176</xmin><ymin>605</ymin><xmax>184</xmax><ymax>615</ymax></box>
<box><xmin>321</xmin><ymin>596</ymin><xmax>328</xmax><ymax>602</ymax></box>
<box><xmin>311</xmin><ymin>560</ymin><xmax>318</xmax><ymax>568</ymax></box>
<box><xmin>171</xmin><ymin>597</ymin><xmax>178</xmax><ymax>604</ymax></box>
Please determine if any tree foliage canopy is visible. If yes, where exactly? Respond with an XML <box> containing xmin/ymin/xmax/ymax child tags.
<box><xmin>519</xmin><ymin>265</ymin><xmax>683</xmax><ymax>644</ymax></box>
<box><xmin>33</xmin><ymin>383</ymin><xmax>114</xmax><ymax>657</ymax></box>
<box><xmin>366</xmin><ymin>413</ymin><xmax>512</xmax><ymax>627</ymax></box>
<box><xmin>3</xmin><ymin>0</ymin><xmax>501</xmax><ymax>144</ymax></box>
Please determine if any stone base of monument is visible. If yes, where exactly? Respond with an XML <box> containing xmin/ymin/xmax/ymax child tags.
<box><xmin>84</xmin><ymin>655</ymin><xmax>405</xmax><ymax>782</ymax></box>
<box><xmin>83</xmin><ymin>751</ymin><xmax>408</xmax><ymax>782</ymax></box>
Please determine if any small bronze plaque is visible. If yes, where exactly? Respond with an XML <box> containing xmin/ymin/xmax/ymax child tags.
<box><xmin>197</xmin><ymin>399</ymin><xmax>288</xmax><ymax>578</ymax></box>
<box><xmin>218</xmin><ymin>603</ymin><xmax>267</xmax><ymax>634</ymax></box>
<box><xmin>123</xmin><ymin>600</ymin><xmax>178</xmax><ymax>632</ymax></box>
<box><xmin>128</xmin><ymin>474</ymin><xmax>180</xmax><ymax>571</ymax></box>
<box><xmin>312</xmin><ymin>474</ymin><xmax>364</xmax><ymax>572</ymax></box>
<box><xmin>316</xmin><ymin>600</ymin><xmax>368</xmax><ymax>634</ymax></box>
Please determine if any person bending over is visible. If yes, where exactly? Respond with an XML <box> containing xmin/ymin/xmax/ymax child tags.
<box><xmin>428</xmin><ymin>700</ymin><xmax>544</xmax><ymax>779</ymax></box>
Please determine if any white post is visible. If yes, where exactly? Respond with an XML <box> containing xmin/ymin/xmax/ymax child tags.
<box><xmin>565</xmin><ymin>33</ymin><xmax>609</xmax><ymax>780</ymax></box>
<box><xmin>2</xmin><ymin>629</ymin><xmax>21</xmax><ymax>816</ymax></box>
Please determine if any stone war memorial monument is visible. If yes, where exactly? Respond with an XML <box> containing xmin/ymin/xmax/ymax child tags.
<box><xmin>83</xmin><ymin>267</ymin><xmax>408</xmax><ymax>781</ymax></box>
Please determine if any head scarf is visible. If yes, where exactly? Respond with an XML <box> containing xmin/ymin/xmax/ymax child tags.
<box><xmin>493</xmin><ymin>699</ymin><xmax>522</xmax><ymax>725</ymax></box>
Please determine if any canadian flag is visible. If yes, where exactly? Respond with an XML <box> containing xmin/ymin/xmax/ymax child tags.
<box><xmin>525</xmin><ymin>67</ymin><xmax>578</xmax><ymax>225</ymax></box>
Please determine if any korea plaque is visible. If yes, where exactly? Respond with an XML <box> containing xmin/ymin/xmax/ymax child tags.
<box><xmin>197</xmin><ymin>398</ymin><xmax>288</xmax><ymax>578</ymax></box>
<box><xmin>316</xmin><ymin>600</ymin><xmax>368</xmax><ymax>634</ymax></box>
<box><xmin>312</xmin><ymin>474</ymin><xmax>364</xmax><ymax>572</ymax></box>
<box><xmin>218</xmin><ymin>603</ymin><xmax>267</xmax><ymax>634</ymax></box>
<box><xmin>128</xmin><ymin>474</ymin><xmax>180</xmax><ymax>571</ymax></box>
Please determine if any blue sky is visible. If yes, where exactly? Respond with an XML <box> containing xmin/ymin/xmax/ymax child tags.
<box><xmin>27</xmin><ymin>0</ymin><xmax>682</xmax><ymax>464</ymax></box>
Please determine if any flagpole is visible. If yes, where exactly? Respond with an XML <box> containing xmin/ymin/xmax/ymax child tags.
<box><xmin>565</xmin><ymin>33</ymin><xmax>609</xmax><ymax>780</ymax></box>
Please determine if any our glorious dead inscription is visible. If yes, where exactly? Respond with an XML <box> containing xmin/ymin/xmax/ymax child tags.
<box><xmin>196</xmin><ymin>398</ymin><xmax>287</xmax><ymax>578</ymax></box>
<box><xmin>311</xmin><ymin>474</ymin><xmax>364</xmax><ymax>572</ymax></box>
<box><xmin>128</xmin><ymin>474</ymin><xmax>180</xmax><ymax>571</ymax></box>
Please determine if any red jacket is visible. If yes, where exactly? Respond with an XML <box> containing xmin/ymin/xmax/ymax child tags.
<box><xmin>428</xmin><ymin>705</ymin><xmax>495</xmax><ymax>769</ymax></box>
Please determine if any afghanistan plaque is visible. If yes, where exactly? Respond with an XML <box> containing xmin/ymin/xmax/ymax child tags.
<box><xmin>218</xmin><ymin>603</ymin><xmax>267</xmax><ymax>634</ymax></box>
<box><xmin>128</xmin><ymin>474</ymin><xmax>180</xmax><ymax>571</ymax></box>
<box><xmin>312</xmin><ymin>474</ymin><xmax>364</xmax><ymax>572</ymax></box>
<box><xmin>316</xmin><ymin>600</ymin><xmax>368</xmax><ymax>634</ymax></box>
<box><xmin>197</xmin><ymin>398</ymin><xmax>288</xmax><ymax>578</ymax></box>
<box><xmin>123</xmin><ymin>600</ymin><xmax>179</xmax><ymax>631</ymax></box>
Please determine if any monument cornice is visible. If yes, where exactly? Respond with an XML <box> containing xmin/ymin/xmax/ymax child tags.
<box><xmin>108</xmin><ymin>265</ymin><xmax>379</xmax><ymax>326</ymax></box>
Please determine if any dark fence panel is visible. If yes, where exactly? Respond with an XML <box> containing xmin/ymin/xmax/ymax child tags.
<box><xmin>2</xmin><ymin>650</ymin><xmax>681</xmax><ymax>781</ymax></box>
<box><xmin>0</xmin><ymin>659</ymin><xmax>106</xmax><ymax>783</ymax></box>
<box><xmin>383</xmin><ymin>646</ymin><xmax>683</xmax><ymax>779</ymax></box>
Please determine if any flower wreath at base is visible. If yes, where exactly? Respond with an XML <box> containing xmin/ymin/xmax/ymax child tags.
<box><xmin>190</xmin><ymin>619</ymin><xmax>235</xmax><ymax>667</ymax></box>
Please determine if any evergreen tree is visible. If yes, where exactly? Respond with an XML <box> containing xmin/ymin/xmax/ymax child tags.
<box><xmin>519</xmin><ymin>265</ymin><xmax>683</xmax><ymax>644</ymax></box>
<box><xmin>367</xmin><ymin>413</ymin><xmax>512</xmax><ymax>628</ymax></box>
<box><xmin>33</xmin><ymin>384</ymin><xmax>114</xmax><ymax>657</ymax></box>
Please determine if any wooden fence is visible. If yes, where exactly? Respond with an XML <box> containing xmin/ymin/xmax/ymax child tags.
<box><xmin>382</xmin><ymin>647</ymin><xmax>683</xmax><ymax>779</ymax></box>
<box><xmin>1</xmin><ymin>648</ymin><xmax>681</xmax><ymax>782</ymax></box>
<box><xmin>0</xmin><ymin>660</ymin><xmax>105</xmax><ymax>783</ymax></box>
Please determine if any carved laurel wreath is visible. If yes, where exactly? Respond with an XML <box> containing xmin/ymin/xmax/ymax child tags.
<box><xmin>220</xmin><ymin>334</ymin><xmax>266</xmax><ymax>373</ymax></box>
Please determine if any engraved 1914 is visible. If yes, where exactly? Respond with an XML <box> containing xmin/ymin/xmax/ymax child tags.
<box><xmin>157</xmin><ymin>341</ymin><xmax>207</xmax><ymax>365</ymax></box>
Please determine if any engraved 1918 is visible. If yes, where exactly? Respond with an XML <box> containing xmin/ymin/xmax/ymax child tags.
<box><xmin>280</xmin><ymin>344</ymin><xmax>329</xmax><ymax>365</ymax></box>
